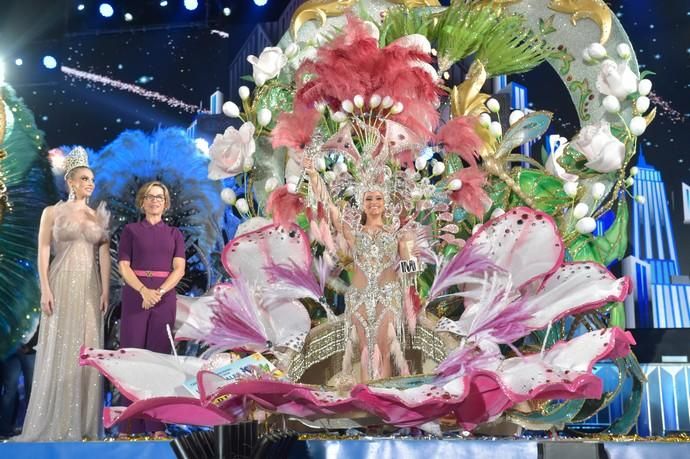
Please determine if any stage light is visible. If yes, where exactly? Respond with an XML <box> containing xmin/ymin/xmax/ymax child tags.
<box><xmin>15</xmin><ymin>58</ymin><xmax>23</xmax><ymax>66</ymax></box>
<box><xmin>254</xmin><ymin>0</ymin><xmax>268</xmax><ymax>6</ymax></box>
<box><xmin>99</xmin><ymin>3</ymin><xmax>114</xmax><ymax>18</ymax></box>
<box><xmin>160</xmin><ymin>0</ymin><xmax>168</xmax><ymax>6</ymax></box>
<box><xmin>184</xmin><ymin>0</ymin><xmax>198</xmax><ymax>11</ymax></box>
<box><xmin>223</xmin><ymin>7</ymin><xmax>231</xmax><ymax>16</ymax></box>
<box><xmin>124</xmin><ymin>12</ymin><xmax>133</xmax><ymax>21</ymax></box>
<box><xmin>43</xmin><ymin>55</ymin><xmax>58</xmax><ymax>69</ymax></box>
<box><xmin>77</xmin><ymin>3</ymin><xmax>85</xmax><ymax>11</ymax></box>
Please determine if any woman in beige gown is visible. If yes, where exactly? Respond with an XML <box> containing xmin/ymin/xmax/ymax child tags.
<box><xmin>15</xmin><ymin>147</ymin><xmax>110</xmax><ymax>441</ymax></box>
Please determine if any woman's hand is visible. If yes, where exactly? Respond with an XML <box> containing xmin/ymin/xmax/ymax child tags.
<box><xmin>99</xmin><ymin>292</ymin><xmax>109</xmax><ymax>313</ymax></box>
<box><xmin>40</xmin><ymin>289</ymin><xmax>55</xmax><ymax>315</ymax></box>
<box><xmin>140</xmin><ymin>288</ymin><xmax>162</xmax><ymax>310</ymax></box>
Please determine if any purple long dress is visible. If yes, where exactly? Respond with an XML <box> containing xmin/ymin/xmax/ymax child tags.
<box><xmin>117</xmin><ymin>219</ymin><xmax>184</xmax><ymax>433</ymax></box>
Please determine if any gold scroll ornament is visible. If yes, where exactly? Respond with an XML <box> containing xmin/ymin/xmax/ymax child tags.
<box><xmin>547</xmin><ymin>0</ymin><xmax>612</xmax><ymax>44</ymax></box>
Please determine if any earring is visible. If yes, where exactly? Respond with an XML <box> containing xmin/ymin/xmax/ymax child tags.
<box><xmin>68</xmin><ymin>187</ymin><xmax>76</xmax><ymax>201</ymax></box>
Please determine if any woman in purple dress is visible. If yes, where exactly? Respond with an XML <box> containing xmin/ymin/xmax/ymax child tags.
<box><xmin>117</xmin><ymin>181</ymin><xmax>185</xmax><ymax>437</ymax></box>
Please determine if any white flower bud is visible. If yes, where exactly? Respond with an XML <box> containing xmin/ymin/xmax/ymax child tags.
<box><xmin>220</xmin><ymin>188</ymin><xmax>236</xmax><ymax>205</ymax></box>
<box><xmin>257</xmin><ymin>108</ymin><xmax>272</xmax><ymax>127</ymax></box>
<box><xmin>242</xmin><ymin>156</ymin><xmax>254</xmax><ymax>172</ymax></box>
<box><xmin>443</xmin><ymin>71</ymin><xmax>450</xmax><ymax>80</ymax></box>
<box><xmin>588</xmin><ymin>42</ymin><xmax>607</xmax><ymax>60</ymax></box>
<box><xmin>630</xmin><ymin>166</ymin><xmax>639</xmax><ymax>176</ymax></box>
<box><xmin>602</xmin><ymin>95</ymin><xmax>621</xmax><ymax>113</ymax></box>
<box><xmin>582</xmin><ymin>47</ymin><xmax>593</xmax><ymax>63</ymax></box>
<box><xmin>447</xmin><ymin>179</ymin><xmax>463</xmax><ymax>191</ymax></box>
<box><xmin>563</xmin><ymin>181</ymin><xmax>579</xmax><ymax>197</ymax></box>
<box><xmin>323</xmin><ymin>171</ymin><xmax>336</xmax><ymax>183</ymax></box>
<box><xmin>573</xmin><ymin>202</ymin><xmax>590</xmax><ymax>219</ymax></box>
<box><xmin>625</xmin><ymin>177</ymin><xmax>634</xmax><ymax>187</ymax></box>
<box><xmin>235</xmin><ymin>198</ymin><xmax>249</xmax><ymax>214</ymax></box>
<box><xmin>222</xmin><ymin>101</ymin><xmax>240</xmax><ymax>118</ymax></box>
<box><xmin>486</xmin><ymin>98</ymin><xmax>500</xmax><ymax>113</ymax></box>
<box><xmin>382</xmin><ymin>96</ymin><xmax>394</xmax><ymax>109</ymax></box>
<box><xmin>315</xmin><ymin>102</ymin><xmax>327</xmax><ymax>113</ymax></box>
<box><xmin>432</xmin><ymin>161</ymin><xmax>445</xmax><ymax>176</ymax></box>
<box><xmin>315</xmin><ymin>156</ymin><xmax>326</xmax><ymax>172</ymax></box>
<box><xmin>410</xmin><ymin>188</ymin><xmax>423</xmax><ymax>201</ymax></box>
<box><xmin>616</xmin><ymin>43</ymin><xmax>631</xmax><ymax>59</ymax></box>
<box><xmin>472</xmin><ymin>223</ymin><xmax>482</xmax><ymax>235</ymax></box>
<box><xmin>238</xmin><ymin>86</ymin><xmax>250</xmax><ymax>101</ymax></box>
<box><xmin>491</xmin><ymin>208</ymin><xmax>505</xmax><ymax>219</ymax></box>
<box><xmin>264</xmin><ymin>177</ymin><xmax>279</xmax><ymax>193</ymax></box>
<box><xmin>415</xmin><ymin>157</ymin><xmax>427</xmax><ymax>171</ymax></box>
<box><xmin>353</xmin><ymin>94</ymin><xmax>364</xmax><ymax>109</ymax></box>
<box><xmin>286</xmin><ymin>183</ymin><xmax>297</xmax><ymax>194</ymax></box>
<box><xmin>629</xmin><ymin>116</ymin><xmax>647</xmax><ymax>136</ymax></box>
<box><xmin>575</xmin><ymin>217</ymin><xmax>596</xmax><ymax>234</ymax></box>
<box><xmin>509</xmin><ymin>110</ymin><xmax>525</xmax><ymax>125</ymax></box>
<box><xmin>635</xmin><ymin>96</ymin><xmax>650</xmax><ymax>114</ymax></box>
<box><xmin>284</xmin><ymin>43</ymin><xmax>299</xmax><ymax>59</ymax></box>
<box><xmin>331</xmin><ymin>111</ymin><xmax>347</xmax><ymax>123</ymax></box>
<box><xmin>591</xmin><ymin>182</ymin><xmax>606</xmax><ymax>199</ymax></box>
<box><xmin>489</xmin><ymin>121</ymin><xmax>503</xmax><ymax>138</ymax></box>
<box><xmin>341</xmin><ymin>99</ymin><xmax>354</xmax><ymax>113</ymax></box>
<box><xmin>638</xmin><ymin>79</ymin><xmax>652</xmax><ymax>96</ymax></box>
<box><xmin>333</xmin><ymin>162</ymin><xmax>348</xmax><ymax>175</ymax></box>
<box><xmin>391</xmin><ymin>101</ymin><xmax>404</xmax><ymax>114</ymax></box>
<box><xmin>635</xmin><ymin>195</ymin><xmax>646</xmax><ymax>204</ymax></box>
<box><xmin>479</xmin><ymin>113</ymin><xmax>492</xmax><ymax>128</ymax></box>
<box><xmin>369</xmin><ymin>94</ymin><xmax>382</xmax><ymax>108</ymax></box>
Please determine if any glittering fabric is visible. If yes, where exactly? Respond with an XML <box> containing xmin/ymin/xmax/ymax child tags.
<box><xmin>14</xmin><ymin>200</ymin><xmax>109</xmax><ymax>441</ymax></box>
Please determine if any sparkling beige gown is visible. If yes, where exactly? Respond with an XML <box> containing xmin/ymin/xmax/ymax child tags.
<box><xmin>15</xmin><ymin>201</ymin><xmax>109</xmax><ymax>441</ymax></box>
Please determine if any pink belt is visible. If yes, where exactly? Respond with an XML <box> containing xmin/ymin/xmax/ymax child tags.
<box><xmin>133</xmin><ymin>269</ymin><xmax>170</xmax><ymax>279</ymax></box>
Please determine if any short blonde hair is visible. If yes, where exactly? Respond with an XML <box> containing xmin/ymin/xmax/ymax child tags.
<box><xmin>135</xmin><ymin>181</ymin><xmax>171</xmax><ymax>212</ymax></box>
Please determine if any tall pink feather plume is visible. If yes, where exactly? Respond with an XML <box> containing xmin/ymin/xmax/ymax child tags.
<box><xmin>271</xmin><ymin>106</ymin><xmax>320</xmax><ymax>152</ymax></box>
<box><xmin>403</xmin><ymin>286</ymin><xmax>423</xmax><ymax>335</ymax></box>
<box><xmin>294</xmin><ymin>15</ymin><xmax>441</xmax><ymax>140</ymax></box>
<box><xmin>428</xmin><ymin>245</ymin><xmax>499</xmax><ymax>301</ymax></box>
<box><xmin>436</xmin><ymin>117</ymin><xmax>484</xmax><ymax>167</ymax></box>
<box><xmin>449</xmin><ymin>167</ymin><xmax>492</xmax><ymax>218</ymax></box>
<box><xmin>266</xmin><ymin>185</ymin><xmax>305</xmax><ymax>227</ymax></box>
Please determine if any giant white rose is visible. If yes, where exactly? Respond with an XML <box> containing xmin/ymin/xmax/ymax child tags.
<box><xmin>545</xmin><ymin>141</ymin><xmax>579</xmax><ymax>182</ymax></box>
<box><xmin>571</xmin><ymin>122</ymin><xmax>625</xmax><ymax>173</ymax></box>
<box><xmin>247</xmin><ymin>47</ymin><xmax>287</xmax><ymax>86</ymax></box>
<box><xmin>596</xmin><ymin>59</ymin><xmax>638</xmax><ymax>100</ymax></box>
<box><xmin>208</xmin><ymin>122</ymin><xmax>256</xmax><ymax>180</ymax></box>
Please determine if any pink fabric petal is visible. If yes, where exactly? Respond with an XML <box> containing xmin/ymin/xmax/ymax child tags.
<box><xmin>464</xmin><ymin>207</ymin><xmax>564</xmax><ymax>289</ymax></box>
<box><xmin>222</xmin><ymin>223</ymin><xmax>312</xmax><ymax>285</ymax></box>
<box><xmin>522</xmin><ymin>262</ymin><xmax>631</xmax><ymax>329</ymax></box>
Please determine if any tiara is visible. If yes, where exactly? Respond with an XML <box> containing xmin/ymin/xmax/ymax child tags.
<box><xmin>63</xmin><ymin>146</ymin><xmax>90</xmax><ymax>178</ymax></box>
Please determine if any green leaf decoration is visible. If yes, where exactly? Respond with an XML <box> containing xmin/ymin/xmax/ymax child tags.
<box><xmin>435</xmin><ymin>3</ymin><xmax>499</xmax><ymax>68</ymax></box>
<box><xmin>557</xmin><ymin>144</ymin><xmax>601</xmax><ymax>178</ymax></box>
<box><xmin>515</xmin><ymin>169</ymin><xmax>571</xmax><ymax>214</ymax></box>
<box><xmin>378</xmin><ymin>6</ymin><xmax>439</xmax><ymax>46</ymax></box>
<box><xmin>568</xmin><ymin>199</ymin><xmax>628</xmax><ymax>265</ymax></box>
<box><xmin>594</xmin><ymin>200</ymin><xmax>629</xmax><ymax>265</ymax></box>
<box><xmin>608</xmin><ymin>302</ymin><xmax>626</xmax><ymax>329</ymax></box>
<box><xmin>476</xmin><ymin>13</ymin><xmax>552</xmax><ymax>77</ymax></box>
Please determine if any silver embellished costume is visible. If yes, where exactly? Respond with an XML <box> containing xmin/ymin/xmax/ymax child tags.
<box><xmin>342</xmin><ymin>228</ymin><xmax>408</xmax><ymax>381</ymax></box>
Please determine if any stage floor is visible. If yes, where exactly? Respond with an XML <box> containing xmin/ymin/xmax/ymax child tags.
<box><xmin>2</xmin><ymin>438</ymin><xmax>690</xmax><ymax>459</ymax></box>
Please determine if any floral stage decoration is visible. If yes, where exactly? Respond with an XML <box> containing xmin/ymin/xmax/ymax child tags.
<box><xmin>82</xmin><ymin>0</ymin><xmax>654</xmax><ymax>435</ymax></box>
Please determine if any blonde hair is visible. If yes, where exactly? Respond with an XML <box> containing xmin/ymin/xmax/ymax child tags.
<box><xmin>135</xmin><ymin>181</ymin><xmax>171</xmax><ymax>213</ymax></box>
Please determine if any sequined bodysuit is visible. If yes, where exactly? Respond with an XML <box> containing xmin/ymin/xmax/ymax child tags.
<box><xmin>344</xmin><ymin>229</ymin><xmax>405</xmax><ymax>381</ymax></box>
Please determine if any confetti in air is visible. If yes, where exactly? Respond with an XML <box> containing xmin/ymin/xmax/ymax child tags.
<box><xmin>61</xmin><ymin>66</ymin><xmax>208</xmax><ymax>114</ymax></box>
<box><xmin>648</xmin><ymin>92</ymin><xmax>686</xmax><ymax>124</ymax></box>
<box><xmin>210</xmin><ymin>29</ymin><xmax>229</xmax><ymax>38</ymax></box>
